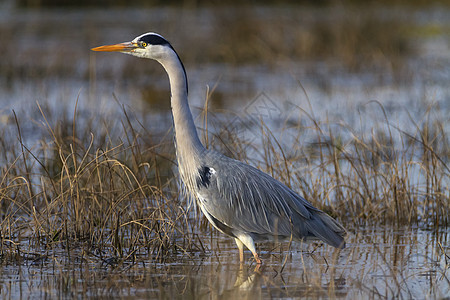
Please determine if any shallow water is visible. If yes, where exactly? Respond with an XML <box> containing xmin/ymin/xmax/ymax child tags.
<box><xmin>0</xmin><ymin>4</ymin><xmax>449</xmax><ymax>299</ymax></box>
<box><xmin>1</xmin><ymin>226</ymin><xmax>448</xmax><ymax>298</ymax></box>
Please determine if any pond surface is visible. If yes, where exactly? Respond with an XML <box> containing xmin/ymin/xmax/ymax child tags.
<box><xmin>0</xmin><ymin>4</ymin><xmax>449</xmax><ymax>299</ymax></box>
<box><xmin>1</xmin><ymin>226</ymin><xmax>449</xmax><ymax>298</ymax></box>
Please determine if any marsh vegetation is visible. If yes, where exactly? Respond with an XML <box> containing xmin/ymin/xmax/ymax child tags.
<box><xmin>0</xmin><ymin>2</ymin><xmax>449</xmax><ymax>298</ymax></box>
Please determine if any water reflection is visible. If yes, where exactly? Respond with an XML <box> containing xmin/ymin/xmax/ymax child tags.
<box><xmin>0</xmin><ymin>4</ymin><xmax>448</xmax><ymax>299</ymax></box>
<box><xmin>1</xmin><ymin>226</ymin><xmax>448</xmax><ymax>298</ymax></box>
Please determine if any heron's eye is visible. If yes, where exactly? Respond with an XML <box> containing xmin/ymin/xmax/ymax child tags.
<box><xmin>141</xmin><ymin>42</ymin><xmax>147</xmax><ymax>48</ymax></box>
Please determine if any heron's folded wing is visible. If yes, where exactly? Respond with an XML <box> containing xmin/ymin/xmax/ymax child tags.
<box><xmin>197</xmin><ymin>155</ymin><xmax>321</xmax><ymax>236</ymax></box>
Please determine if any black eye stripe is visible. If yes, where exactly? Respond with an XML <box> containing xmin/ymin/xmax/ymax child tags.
<box><xmin>138</xmin><ymin>34</ymin><xmax>170</xmax><ymax>46</ymax></box>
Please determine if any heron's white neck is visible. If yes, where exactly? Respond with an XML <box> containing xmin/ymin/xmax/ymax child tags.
<box><xmin>157</xmin><ymin>51</ymin><xmax>205</xmax><ymax>184</ymax></box>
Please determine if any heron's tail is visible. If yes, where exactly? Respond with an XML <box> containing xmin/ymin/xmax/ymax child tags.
<box><xmin>304</xmin><ymin>212</ymin><xmax>346</xmax><ymax>249</ymax></box>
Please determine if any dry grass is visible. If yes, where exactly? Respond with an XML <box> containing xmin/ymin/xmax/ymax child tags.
<box><xmin>1</xmin><ymin>93</ymin><xmax>447</xmax><ymax>261</ymax></box>
<box><xmin>0</xmin><ymin>90</ymin><xmax>447</xmax><ymax>299</ymax></box>
<box><xmin>0</xmin><ymin>101</ymin><xmax>199</xmax><ymax>264</ymax></box>
<box><xmin>0</xmin><ymin>4</ymin><xmax>448</xmax><ymax>298</ymax></box>
<box><xmin>203</xmin><ymin>97</ymin><xmax>448</xmax><ymax>228</ymax></box>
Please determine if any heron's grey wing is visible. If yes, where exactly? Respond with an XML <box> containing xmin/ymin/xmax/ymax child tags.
<box><xmin>197</xmin><ymin>153</ymin><xmax>346</xmax><ymax>248</ymax></box>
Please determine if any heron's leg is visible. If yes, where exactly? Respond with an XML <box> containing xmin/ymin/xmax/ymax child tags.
<box><xmin>254</xmin><ymin>262</ymin><xmax>262</xmax><ymax>272</ymax></box>
<box><xmin>236</xmin><ymin>234</ymin><xmax>262</xmax><ymax>265</ymax></box>
<box><xmin>253</xmin><ymin>252</ymin><xmax>262</xmax><ymax>265</ymax></box>
<box><xmin>235</xmin><ymin>238</ymin><xmax>245</xmax><ymax>263</ymax></box>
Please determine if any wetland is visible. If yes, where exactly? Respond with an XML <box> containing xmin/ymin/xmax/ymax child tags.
<box><xmin>0</xmin><ymin>2</ymin><xmax>449</xmax><ymax>299</ymax></box>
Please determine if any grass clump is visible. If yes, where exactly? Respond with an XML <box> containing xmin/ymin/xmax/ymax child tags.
<box><xmin>0</xmin><ymin>93</ymin><xmax>448</xmax><ymax>265</ymax></box>
<box><xmin>202</xmin><ymin>97</ymin><xmax>448</xmax><ymax>228</ymax></box>
<box><xmin>0</xmin><ymin>93</ymin><xmax>447</xmax><ymax>299</ymax></box>
<box><xmin>0</xmin><ymin>101</ymin><xmax>198</xmax><ymax>264</ymax></box>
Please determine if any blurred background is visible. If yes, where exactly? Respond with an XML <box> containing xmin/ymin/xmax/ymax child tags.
<box><xmin>0</xmin><ymin>0</ymin><xmax>448</xmax><ymax>128</ymax></box>
<box><xmin>0</xmin><ymin>0</ymin><xmax>448</xmax><ymax>168</ymax></box>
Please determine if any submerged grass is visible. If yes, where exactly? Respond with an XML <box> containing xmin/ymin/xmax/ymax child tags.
<box><xmin>0</xmin><ymin>4</ymin><xmax>447</xmax><ymax>298</ymax></box>
<box><xmin>203</xmin><ymin>97</ymin><xmax>448</xmax><ymax>228</ymax></box>
<box><xmin>0</xmin><ymin>101</ymin><xmax>196</xmax><ymax>264</ymax></box>
<box><xmin>0</xmin><ymin>92</ymin><xmax>448</xmax><ymax>298</ymax></box>
<box><xmin>1</xmin><ymin>93</ymin><xmax>447</xmax><ymax>258</ymax></box>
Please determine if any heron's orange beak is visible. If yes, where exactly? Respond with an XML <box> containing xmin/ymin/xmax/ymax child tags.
<box><xmin>91</xmin><ymin>42</ymin><xmax>137</xmax><ymax>52</ymax></box>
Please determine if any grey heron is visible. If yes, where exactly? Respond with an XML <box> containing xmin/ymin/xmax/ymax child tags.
<box><xmin>92</xmin><ymin>32</ymin><xmax>346</xmax><ymax>264</ymax></box>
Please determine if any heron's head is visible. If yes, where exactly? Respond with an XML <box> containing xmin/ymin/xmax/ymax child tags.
<box><xmin>91</xmin><ymin>32</ymin><xmax>174</xmax><ymax>60</ymax></box>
